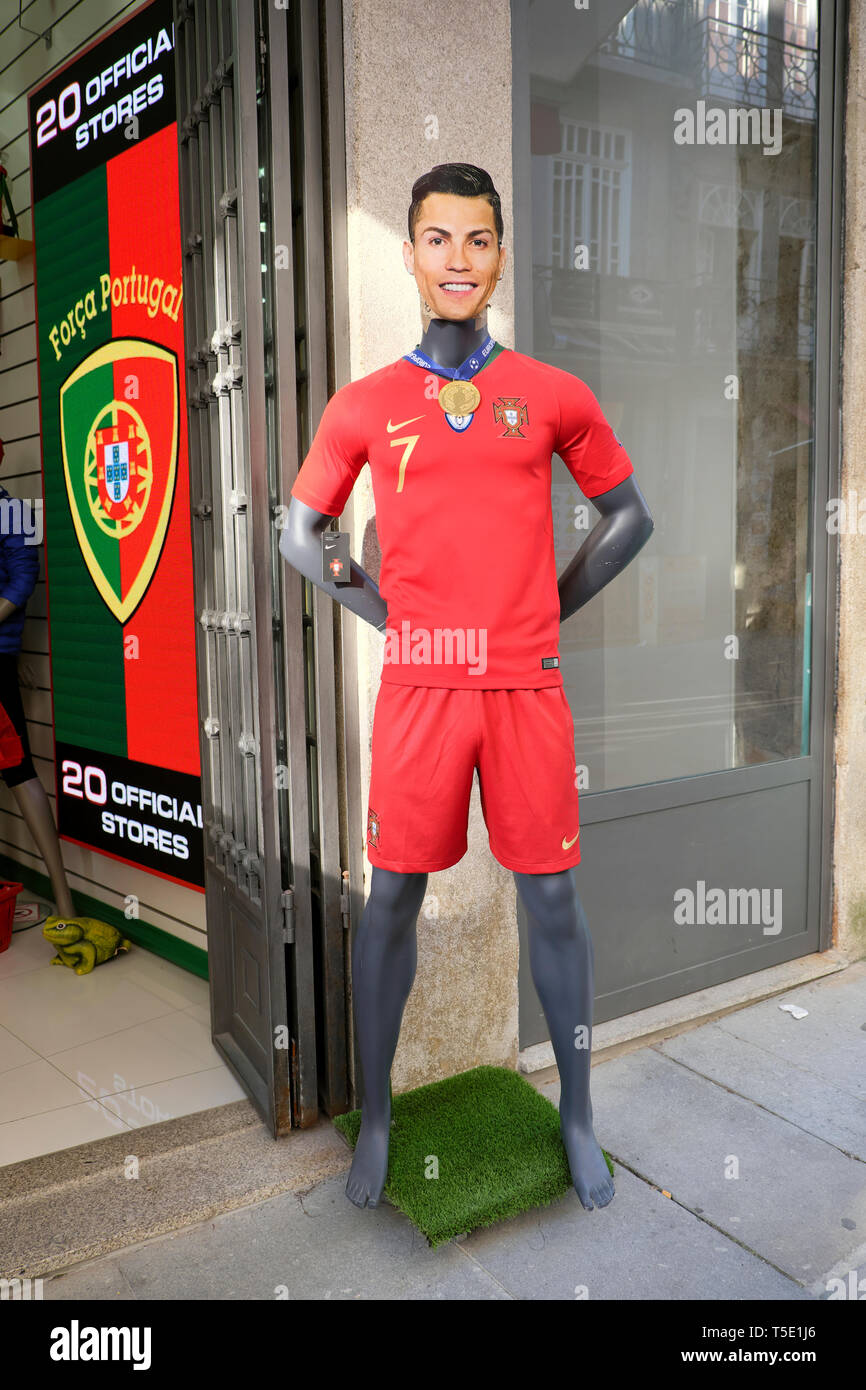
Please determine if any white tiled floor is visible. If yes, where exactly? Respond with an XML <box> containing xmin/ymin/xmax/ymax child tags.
<box><xmin>0</xmin><ymin>923</ymin><xmax>246</xmax><ymax>1166</ymax></box>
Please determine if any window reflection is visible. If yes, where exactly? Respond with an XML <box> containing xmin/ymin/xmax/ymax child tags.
<box><xmin>525</xmin><ymin>0</ymin><xmax>818</xmax><ymax>789</ymax></box>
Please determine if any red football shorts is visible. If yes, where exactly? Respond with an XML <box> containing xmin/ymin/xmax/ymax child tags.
<box><xmin>365</xmin><ymin>684</ymin><xmax>581</xmax><ymax>874</ymax></box>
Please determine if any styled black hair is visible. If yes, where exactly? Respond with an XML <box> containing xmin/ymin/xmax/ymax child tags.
<box><xmin>408</xmin><ymin>163</ymin><xmax>503</xmax><ymax>245</ymax></box>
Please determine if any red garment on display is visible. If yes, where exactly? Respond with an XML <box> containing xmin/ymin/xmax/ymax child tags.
<box><xmin>290</xmin><ymin>346</ymin><xmax>634</xmax><ymax>688</ymax></box>
<box><xmin>0</xmin><ymin>697</ymin><xmax>23</xmax><ymax>770</ymax></box>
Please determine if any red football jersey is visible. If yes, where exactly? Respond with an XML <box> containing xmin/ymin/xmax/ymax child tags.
<box><xmin>290</xmin><ymin>344</ymin><xmax>634</xmax><ymax>688</ymax></box>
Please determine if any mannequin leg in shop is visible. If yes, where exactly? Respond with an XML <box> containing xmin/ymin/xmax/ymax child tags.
<box><xmin>346</xmin><ymin>864</ymin><xmax>427</xmax><ymax>1209</ymax></box>
<box><xmin>9</xmin><ymin>776</ymin><xmax>75</xmax><ymax>918</ymax></box>
<box><xmin>513</xmin><ymin>866</ymin><xmax>615</xmax><ymax>1210</ymax></box>
<box><xmin>0</xmin><ymin>650</ymin><xmax>76</xmax><ymax>920</ymax></box>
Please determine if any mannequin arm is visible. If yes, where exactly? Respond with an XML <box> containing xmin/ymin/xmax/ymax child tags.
<box><xmin>278</xmin><ymin>496</ymin><xmax>388</xmax><ymax>632</ymax></box>
<box><xmin>558</xmin><ymin>474</ymin><xmax>654</xmax><ymax>623</ymax></box>
<box><xmin>0</xmin><ymin>597</ymin><xmax>16</xmax><ymax>624</ymax></box>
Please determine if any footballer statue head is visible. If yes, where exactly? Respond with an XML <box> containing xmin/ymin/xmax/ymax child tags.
<box><xmin>403</xmin><ymin>163</ymin><xmax>507</xmax><ymax>330</ymax></box>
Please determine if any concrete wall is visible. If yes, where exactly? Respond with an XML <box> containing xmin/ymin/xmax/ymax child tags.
<box><xmin>833</xmin><ymin>0</ymin><xmax>866</xmax><ymax>961</ymax></box>
<box><xmin>341</xmin><ymin>0</ymin><xmax>520</xmax><ymax>1092</ymax></box>
<box><xmin>0</xmin><ymin>0</ymin><xmax>205</xmax><ymax>950</ymax></box>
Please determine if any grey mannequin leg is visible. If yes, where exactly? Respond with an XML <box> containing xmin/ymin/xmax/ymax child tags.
<box><xmin>10</xmin><ymin>775</ymin><xmax>75</xmax><ymax>917</ymax></box>
<box><xmin>514</xmin><ymin>866</ymin><xmax>615</xmax><ymax>1210</ymax></box>
<box><xmin>346</xmin><ymin>864</ymin><xmax>427</xmax><ymax>1209</ymax></box>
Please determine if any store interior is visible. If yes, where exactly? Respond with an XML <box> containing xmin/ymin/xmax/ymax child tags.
<box><xmin>0</xmin><ymin>897</ymin><xmax>243</xmax><ymax>1167</ymax></box>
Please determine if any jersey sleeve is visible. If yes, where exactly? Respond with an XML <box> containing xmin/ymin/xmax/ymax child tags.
<box><xmin>290</xmin><ymin>382</ymin><xmax>367</xmax><ymax>517</ymax></box>
<box><xmin>553</xmin><ymin>373</ymin><xmax>635</xmax><ymax>499</ymax></box>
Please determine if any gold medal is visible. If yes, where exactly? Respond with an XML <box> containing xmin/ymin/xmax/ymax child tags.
<box><xmin>438</xmin><ymin>379</ymin><xmax>481</xmax><ymax>416</ymax></box>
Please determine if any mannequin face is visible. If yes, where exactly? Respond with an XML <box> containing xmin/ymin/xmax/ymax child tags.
<box><xmin>403</xmin><ymin>192</ymin><xmax>506</xmax><ymax>323</ymax></box>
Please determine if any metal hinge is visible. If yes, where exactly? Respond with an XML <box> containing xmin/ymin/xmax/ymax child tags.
<box><xmin>282</xmin><ymin>876</ymin><xmax>349</xmax><ymax>944</ymax></box>
<box><xmin>341</xmin><ymin>870</ymin><xmax>351</xmax><ymax>930</ymax></box>
<box><xmin>281</xmin><ymin>888</ymin><xmax>294</xmax><ymax>945</ymax></box>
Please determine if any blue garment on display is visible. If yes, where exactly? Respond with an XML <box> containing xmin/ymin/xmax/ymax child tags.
<box><xmin>0</xmin><ymin>485</ymin><xmax>41</xmax><ymax>654</ymax></box>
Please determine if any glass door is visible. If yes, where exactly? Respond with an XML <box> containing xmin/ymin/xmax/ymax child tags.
<box><xmin>512</xmin><ymin>0</ymin><xmax>841</xmax><ymax>1038</ymax></box>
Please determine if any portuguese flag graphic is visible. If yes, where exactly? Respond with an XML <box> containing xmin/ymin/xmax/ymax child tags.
<box><xmin>33</xmin><ymin>119</ymin><xmax>202</xmax><ymax>887</ymax></box>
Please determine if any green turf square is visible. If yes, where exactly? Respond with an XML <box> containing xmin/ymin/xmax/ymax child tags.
<box><xmin>333</xmin><ymin>1064</ymin><xmax>614</xmax><ymax>1247</ymax></box>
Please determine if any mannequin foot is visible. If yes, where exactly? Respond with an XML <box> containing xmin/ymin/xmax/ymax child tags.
<box><xmin>561</xmin><ymin>1122</ymin><xmax>615</xmax><ymax>1211</ymax></box>
<box><xmin>345</xmin><ymin>1111</ymin><xmax>391</xmax><ymax>1209</ymax></box>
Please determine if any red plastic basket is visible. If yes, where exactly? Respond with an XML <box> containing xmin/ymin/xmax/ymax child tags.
<box><xmin>0</xmin><ymin>879</ymin><xmax>23</xmax><ymax>953</ymax></box>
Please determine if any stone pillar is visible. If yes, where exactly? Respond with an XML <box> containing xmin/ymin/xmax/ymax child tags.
<box><xmin>341</xmin><ymin>1</ymin><xmax>520</xmax><ymax>1089</ymax></box>
<box><xmin>833</xmin><ymin>0</ymin><xmax>866</xmax><ymax>961</ymax></box>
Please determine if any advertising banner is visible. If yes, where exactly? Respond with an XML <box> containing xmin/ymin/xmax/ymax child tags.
<box><xmin>29</xmin><ymin>0</ymin><xmax>203</xmax><ymax>889</ymax></box>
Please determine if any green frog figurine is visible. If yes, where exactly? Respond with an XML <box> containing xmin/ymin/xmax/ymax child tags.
<box><xmin>43</xmin><ymin>916</ymin><xmax>132</xmax><ymax>975</ymax></box>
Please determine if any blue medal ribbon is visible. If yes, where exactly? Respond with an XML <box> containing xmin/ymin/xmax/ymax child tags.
<box><xmin>403</xmin><ymin>333</ymin><xmax>496</xmax><ymax>382</ymax></box>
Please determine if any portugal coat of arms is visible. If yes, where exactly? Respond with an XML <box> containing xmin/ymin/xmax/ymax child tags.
<box><xmin>59</xmin><ymin>338</ymin><xmax>179</xmax><ymax>624</ymax></box>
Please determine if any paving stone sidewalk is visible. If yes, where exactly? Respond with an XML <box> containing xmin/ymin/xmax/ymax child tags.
<box><xmin>42</xmin><ymin>961</ymin><xmax>866</xmax><ymax>1301</ymax></box>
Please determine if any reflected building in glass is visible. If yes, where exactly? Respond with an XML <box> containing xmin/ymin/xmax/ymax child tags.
<box><xmin>524</xmin><ymin>0</ymin><xmax>818</xmax><ymax>790</ymax></box>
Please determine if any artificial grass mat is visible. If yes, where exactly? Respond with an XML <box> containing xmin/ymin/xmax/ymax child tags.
<box><xmin>333</xmin><ymin>1064</ymin><xmax>615</xmax><ymax>1247</ymax></box>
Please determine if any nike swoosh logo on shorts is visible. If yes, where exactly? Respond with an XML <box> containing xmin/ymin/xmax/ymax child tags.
<box><xmin>562</xmin><ymin>831</ymin><xmax>579</xmax><ymax>849</ymax></box>
<box><xmin>386</xmin><ymin>415</ymin><xmax>425</xmax><ymax>432</ymax></box>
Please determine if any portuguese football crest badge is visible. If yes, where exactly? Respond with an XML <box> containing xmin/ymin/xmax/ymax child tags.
<box><xmin>493</xmin><ymin>396</ymin><xmax>529</xmax><ymax>438</ymax></box>
<box><xmin>59</xmin><ymin>339</ymin><xmax>179</xmax><ymax>623</ymax></box>
<box><xmin>367</xmin><ymin>807</ymin><xmax>381</xmax><ymax>848</ymax></box>
<box><xmin>444</xmin><ymin>412</ymin><xmax>474</xmax><ymax>433</ymax></box>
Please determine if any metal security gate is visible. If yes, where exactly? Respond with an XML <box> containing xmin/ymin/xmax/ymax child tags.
<box><xmin>174</xmin><ymin>0</ymin><xmax>355</xmax><ymax>1132</ymax></box>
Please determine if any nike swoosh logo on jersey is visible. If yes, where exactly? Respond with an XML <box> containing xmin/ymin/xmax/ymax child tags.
<box><xmin>386</xmin><ymin>415</ymin><xmax>425</xmax><ymax>432</ymax></box>
<box><xmin>562</xmin><ymin>831</ymin><xmax>579</xmax><ymax>849</ymax></box>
